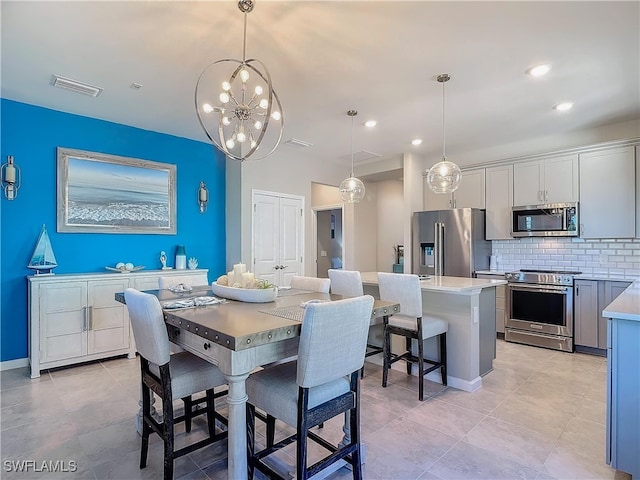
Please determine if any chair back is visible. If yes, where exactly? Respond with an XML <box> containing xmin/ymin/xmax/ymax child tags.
<box><xmin>290</xmin><ymin>275</ymin><xmax>331</xmax><ymax>293</ymax></box>
<box><xmin>124</xmin><ymin>288</ymin><xmax>171</xmax><ymax>366</ymax></box>
<box><xmin>328</xmin><ymin>269</ymin><xmax>363</xmax><ymax>297</ymax></box>
<box><xmin>377</xmin><ymin>272</ymin><xmax>422</xmax><ymax>318</ymax></box>
<box><xmin>297</xmin><ymin>295</ymin><xmax>374</xmax><ymax>388</ymax></box>
<box><xmin>158</xmin><ymin>274</ymin><xmax>209</xmax><ymax>290</ymax></box>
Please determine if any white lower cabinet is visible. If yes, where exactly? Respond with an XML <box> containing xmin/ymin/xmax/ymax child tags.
<box><xmin>28</xmin><ymin>269</ymin><xmax>208</xmax><ymax>378</ymax></box>
<box><xmin>475</xmin><ymin>272</ymin><xmax>506</xmax><ymax>334</ymax></box>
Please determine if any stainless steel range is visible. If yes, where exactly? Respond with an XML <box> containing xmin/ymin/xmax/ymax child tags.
<box><xmin>504</xmin><ymin>269</ymin><xmax>582</xmax><ymax>352</ymax></box>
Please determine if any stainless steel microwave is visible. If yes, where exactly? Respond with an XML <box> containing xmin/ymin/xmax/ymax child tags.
<box><xmin>511</xmin><ymin>202</ymin><xmax>579</xmax><ymax>237</ymax></box>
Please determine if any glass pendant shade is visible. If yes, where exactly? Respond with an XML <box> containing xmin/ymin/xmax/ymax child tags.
<box><xmin>339</xmin><ymin>175</ymin><xmax>366</xmax><ymax>203</ymax></box>
<box><xmin>426</xmin><ymin>158</ymin><xmax>462</xmax><ymax>194</ymax></box>
<box><xmin>426</xmin><ymin>73</ymin><xmax>462</xmax><ymax>194</ymax></box>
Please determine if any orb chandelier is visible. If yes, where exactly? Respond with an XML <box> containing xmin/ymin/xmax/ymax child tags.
<box><xmin>426</xmin><ymin>74</ymin><xmax>462</xmax><ymax>194</ymax></box>
<box><xmin>195</xmin><ymin>0</ymin><xmax>283</xmax><ymax>162</ymax></box>
<box><xmin>339</xmin><ymin>110</ymin><xmax>366</xmax><ymax>203</ymax></box>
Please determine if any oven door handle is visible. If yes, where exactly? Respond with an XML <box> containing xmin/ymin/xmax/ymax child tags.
<box><xmin>508</xmin><ymin>283</ymin><xmax>569</xmax><ymax>293</ymax></box>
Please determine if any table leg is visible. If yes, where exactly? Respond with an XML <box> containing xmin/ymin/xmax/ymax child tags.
<box><xmin>225</xmin><ymin>372</ymin><xmax>250</xmax><ymax>480</ymax></box>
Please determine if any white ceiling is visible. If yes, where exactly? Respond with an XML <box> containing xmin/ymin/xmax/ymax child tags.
<box><xmin>2</xmin><ymin>1</ymin><xmax>639</xmax><ymax>171</ymax></box>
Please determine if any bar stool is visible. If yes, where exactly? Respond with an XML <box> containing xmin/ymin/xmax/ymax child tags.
<box><xmin>245</xmin><ymin>295</ymin><xmax>375</xmax><ymax>480</ymax></box>
<box><xmin>377</xmin><ymin>272</ymin><xmax>448</xmax><ymax>401</ymax></box>
<box><xmin>290</xmin><ymin>275</ymin><xmax>331</xmax><ymax>293</ymax></box>
<box><xmin>124</xmin><ymin>288</ymin><xmax>228</xmax><ymax>480</ymax></box>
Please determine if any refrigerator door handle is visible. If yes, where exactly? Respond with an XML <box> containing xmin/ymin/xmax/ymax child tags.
<box><xmin>435</xmin><ymin>222</ymin><xmax>444</xmax><ymax>276</ymax></box>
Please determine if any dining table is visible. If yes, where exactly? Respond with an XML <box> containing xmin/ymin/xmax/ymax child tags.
<box><xmin>115</xmin><ymin>285</ymin><xmax>400</xmax><ymax>480</ymax></box>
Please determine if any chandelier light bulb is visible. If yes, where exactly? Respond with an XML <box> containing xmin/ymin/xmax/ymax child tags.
<box><xmin>254</xmin><ymin>120</ymin><xmax>262</xmax><ymax>129</ymax></box>
<box><xmin>222</xmin><ymin>81</ymin><xmax>231</xmax><ymax>91</ymax></box>
<box><xmin>222</xmin><ymin>116</ymin><xmax>231</xmax><ymax>126</ymax></box>
<box><xmin>254</xmin><ymin>85</ymin><xmax>263</xmax><ymax>95</ymax></box>
<box><xmin>219</xmin><ymin>92</ymin><xmax>230</xmax><ymax>104</ymax></box>
<box><xmin>226</xmin><ymin>138</ymin><xmax>235</xmax><ymax>149</ymax></box>
<box><xmin>250</xmin><ymin>140</ymin><xmax>257</xmax><ymax>148</ymax></box>
<box><xmin>237</xmin><ymin>131</ymin><xmax>247</xmax><ymax>143</ymax></box>
<box><xmin>202</xmin><ymin>103</ymin><xmax>214</xmax><ymax>114</ymax></box>
<box><xmin>259</xmin><ymin>98</ymin><xmax>269</xmax><ymax>109</ymax></box>
<box><xmin>271</xmin><ymin>111</ymin><xmax>281</xmax><ymax>121</ymax></box>
<box><xmin>240</xmin><ymin>69</ymin><xmax>250</xmax><ymax>82</ymax></box>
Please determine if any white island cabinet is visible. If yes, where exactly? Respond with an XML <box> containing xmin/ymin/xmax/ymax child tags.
<box><xmin>360</xmin><ymin>272</ymin><xmax>506</xmax><ymax>392</ymax></box>
<box><xmin>28</xmin><ymin>269</ymin><xmax>208</xmax><ymax>378</ymax></box>
<box><xmin>603</xmin><ymin>280</ymin><xmax>640</xmax><ymax>479</ymax></box>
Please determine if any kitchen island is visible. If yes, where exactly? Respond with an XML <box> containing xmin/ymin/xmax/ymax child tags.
<box><xmin>602</xmin><ymin>280</ymin><xmax>639</xmax><ymax>479</ymax></box>
<box><xmin>360</xmin><ymin>272</ymin><xmax>507</xmax><ymax>392</ymax></box>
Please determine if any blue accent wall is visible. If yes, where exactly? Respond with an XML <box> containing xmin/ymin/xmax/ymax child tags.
<box><xmin>0</xmin><ymin>99</ymin><xmax>226</xmax><ymax>362</ymax></box>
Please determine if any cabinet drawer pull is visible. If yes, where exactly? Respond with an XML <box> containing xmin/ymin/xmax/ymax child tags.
<box><xmin>88</xmin><ymin>306</ymin><xmax>93</xmax><ymax>330</ymax></box>
<box><xmin>203</xmin><ymin>342</ymin><xmax>211</xmax><ymax>350</ymax></box>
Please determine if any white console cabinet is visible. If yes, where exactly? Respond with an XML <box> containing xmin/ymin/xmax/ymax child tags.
<box><xmin>28</xmin><ymin>269</ymin><xmax>209</xmax><ymax>378</ymax></box>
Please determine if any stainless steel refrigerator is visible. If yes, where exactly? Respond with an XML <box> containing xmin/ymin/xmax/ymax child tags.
<box><xmin>412</xmin><ymin>208</ymin><xmax>491</xmax><ymax>277</ymax></box>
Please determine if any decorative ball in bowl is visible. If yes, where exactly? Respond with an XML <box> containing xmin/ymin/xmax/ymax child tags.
<box><xmin>211</xmin><ymin>281</ymin><xmax>277</xmax><ymax>303</ymax></box>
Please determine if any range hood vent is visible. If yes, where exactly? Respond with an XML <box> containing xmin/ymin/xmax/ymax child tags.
<box><xmin>51</xmin><ymin>74</ymin><xmax>103</xmax><ymax>97</ymax></box>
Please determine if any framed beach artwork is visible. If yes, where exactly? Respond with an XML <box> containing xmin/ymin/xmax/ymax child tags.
<box><xmin>56</xmin><ymin>148</ymin><xmax>176</xmax><ymax>234</ymax></box>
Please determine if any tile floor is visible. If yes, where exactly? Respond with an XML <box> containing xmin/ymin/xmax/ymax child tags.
<box><xmin>0</xmin><ymin>340</ymin><xmax>631</xmax><ymax>480</ymax></box>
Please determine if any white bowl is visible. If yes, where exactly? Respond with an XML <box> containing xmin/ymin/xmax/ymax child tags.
<box><xmin>211</xmin><ymin>282</ymin><xmax>277</xmax><ymax>303</ymax></box>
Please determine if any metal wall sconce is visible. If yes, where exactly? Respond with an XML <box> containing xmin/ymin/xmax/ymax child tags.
<box><xmin>198</xmin><ymin>181</ymin><xmax>209</xmax><ymax>213</ymax></box>
<box><xmin>1</xmin><ymin>155</ymin><xmax>21</xmax><ymax>200</ymax></box>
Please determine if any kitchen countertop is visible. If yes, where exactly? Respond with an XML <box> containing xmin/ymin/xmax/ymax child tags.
<box><xmin>603</xmin><ymin>280</ymin><xmax>640</xmax><ymax>322</ymax></box>
<box><xmin>575</xmin><ymin>273</ymin><xmax>640</xmax><ymax>282</ymax></box>
<box><xmin>361</xmin><ymin>272</ymin><xmax>506</xmax><ymax>294</ymax></box>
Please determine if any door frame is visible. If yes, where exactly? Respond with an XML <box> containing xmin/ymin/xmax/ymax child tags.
<box><xmin>311</xmin><ymin>203</ymin><xmax>344</xmax><ymax>277</ymax></box>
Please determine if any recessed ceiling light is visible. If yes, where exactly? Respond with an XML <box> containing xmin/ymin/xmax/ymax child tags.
<box><xmin>411</xmin><ymin>139</ymin><xmax>423</xmax><ymax>146</ymax></box>
<box><xmin>527</xmin><ymin>64</ymin><xmax>551</xmax><ymax>77</ymax></box>
<box><xmin>554</xmin><ymin>102</ymin><xmax>574</xmax><ymax>112</ymax></box>
<box><xmin>364</xmin><ymin>120</ymin><xmax>377</xmax><ymax>128</ymax></box>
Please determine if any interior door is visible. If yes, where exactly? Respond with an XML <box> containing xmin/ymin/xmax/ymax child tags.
<box><xmin>252</xmin><ymin>191</ymin><xmax>303</xmax><ymax>287</ymax></box>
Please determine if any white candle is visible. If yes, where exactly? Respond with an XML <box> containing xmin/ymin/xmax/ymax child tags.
<box><xmin>242</xmin><ymin>272</ymin><xmax>254</xmax><ymax>288</ymax></box>
<box><xmin>233</xmin><ymin>263</ymin><xmax>246</xmax><ymax>279</ymax></box>
<box><xmin>227</xmin><ymin>270</ymin><xmax>235</xmax><ymax>286</ymax></box>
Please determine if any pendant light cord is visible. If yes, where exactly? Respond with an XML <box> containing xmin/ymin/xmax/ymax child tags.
<box><xmin>442</xmin><ymin>78</ymin><xmax>446</xmax><ymax>160</ymax></box>
<box><xmin>350</xmin><ymin>113</ymin><xmax>355</xmax><ymax>177</ymax></box>
<box><xmin>242</xmin><ymin>12</ymin><xmax>248</xmax><ymax>62</ymax></box>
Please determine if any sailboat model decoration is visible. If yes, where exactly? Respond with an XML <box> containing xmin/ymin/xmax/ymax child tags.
<box><xmin>28</xmin><ymin>225</ymin><xmax>58</xmax><ymax>275</ymax></box>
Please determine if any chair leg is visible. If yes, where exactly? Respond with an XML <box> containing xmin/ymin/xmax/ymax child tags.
<box><xmin>417</xmin><ymin>336</ymin><xmax>425</xmax><ymax>401</ymax></box>
<box><xmin>296</xmin><ymin>390</ymin><xmax>310</xmax><ymax>480</ymax></box>
<box><xmin>206</xmin><ymin>389</ymin><xmax>215</xmax><ymax>437</ymax></box>
<box><xmin>405</xmin><ymin>337</ymin><xmax>412</xmax><ymax>375</ymax></box>
<box><xmin>266</xmin><ymin>414</ymin><xmax>276</xmax><ymax>448</ymax></box>
<box><xmin>140</xmin><ymin>382</ymin><xmax>151</xmax><ymax>469</ymax></box>
<box><xmin>162</xmin><ymin>395</ymin><xmax>175</xmax><ymax>480</ymax></box>
<box><xmin>246</xmin><ymin>403</ymin><xmax>255</xmax><ymax>479</ymax></box>
<box><xmin>182</xmin><ymin>396</ymin><xmax>193</xmax><ymax>433</ymax></box>
<box><xmin>350</xmin><ymin>377</ymin><xmax>363</xmax><ymax>480</ymax></box>
<box><xmin>382</xmin><ymin>323</ymin><xmax>391</xmax><ymax>388</ymax></box>
<box><xmin>440</xmin><ymin>332</ymin><xmax>448</xmax><ymax>386</ymax></box>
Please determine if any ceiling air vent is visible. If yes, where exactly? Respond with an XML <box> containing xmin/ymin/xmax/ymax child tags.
<box><xmin>284</xmin><ymin>138</ymin><xmax>313</xmax><ymax>148</ymax></box>
<box><xmin>51</xmin><ymin>74</ymin><xmax>103</xmax><ymax>97</ymax></box>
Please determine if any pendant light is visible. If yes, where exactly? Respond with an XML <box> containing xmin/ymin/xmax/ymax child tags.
<box><xmin>339</xmin><ymin>110</ymin><xmax>366</xmax><ymax>203</ymax></box>
<box><xmin>195</xmin><ymin>0</ymin><xmax>283</xmax><ymax>162</ymax></box>
<box><xmin>426</xmin><ymin>74</ymin><xmax>462</xmax><ymax>194</ymax></box>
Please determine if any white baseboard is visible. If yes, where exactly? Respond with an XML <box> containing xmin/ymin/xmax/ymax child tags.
<box><xmin>0</xmin><ymin>357</ymin><xmax>29</xmax><ymax>371</ymax></box>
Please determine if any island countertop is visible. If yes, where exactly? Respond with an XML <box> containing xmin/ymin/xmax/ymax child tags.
<box><xmin>360</xmin><ymin>271</ymin><xmax>506</xmax><ymax>294</ymax></box>
<box><xmin>603</xmin><ymin>280</ymin><xmax>640</xmax><ymax>322</ymax></box>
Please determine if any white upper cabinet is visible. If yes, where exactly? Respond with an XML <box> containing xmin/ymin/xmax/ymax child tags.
<box><xmin>513</xmin><ymin>154</ymin><xmax>578</xmax><ymax>206</ymax></box>
<box><xmin>579</xmin><ymin>146</ymin><xmax>636</xmax><ymax>239</ymax></box>
<box><xmin>485</xmin><ymin>164</ymin><xmax>513</xmax><ymax>240</ymax></box>
<box><xmin>423</xmin><ymin>168</ymin><xmax>485</xmax><ymax>210</ymax></box>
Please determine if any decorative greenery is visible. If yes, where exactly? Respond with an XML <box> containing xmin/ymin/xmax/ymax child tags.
<box><xmin>255</xmin><ymin>278</ymin><xmax>276</xmax><ymax>289</ymax></box>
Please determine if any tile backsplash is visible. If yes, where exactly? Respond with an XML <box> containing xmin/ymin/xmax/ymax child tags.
<box><xmin>492</xmin><ymin>237</ymin><xmax>640</xmax><ymax>278</ymax></box>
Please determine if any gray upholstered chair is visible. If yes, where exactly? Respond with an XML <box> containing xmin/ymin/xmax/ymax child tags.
<box><xmin>377</xmin><ymin>272</ymin><xmax>448</xmax><ymax>401</ymax></box>
<box><xmin>245</xmin><ymin>295</ymin><xmax>375</xmax><ymax>480</ymax></box>
<box><xmin>328</xmin><ymin>268</ymin><xmax>363</xmax><ymax>297</ymax></box>
<box><xmin>289</xmin><ymin>275</ymin><xmax>331</xmax><ymax>293</ymax></box>
<box><xmin>158</xmin><ymin>273</ymin><xmax>209</xmax><ymax>290</ymax></box>
<box><xmin>123</xmin><ymin>288</ymin><xmax>227</xmax><ymax>480</ymax></box>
